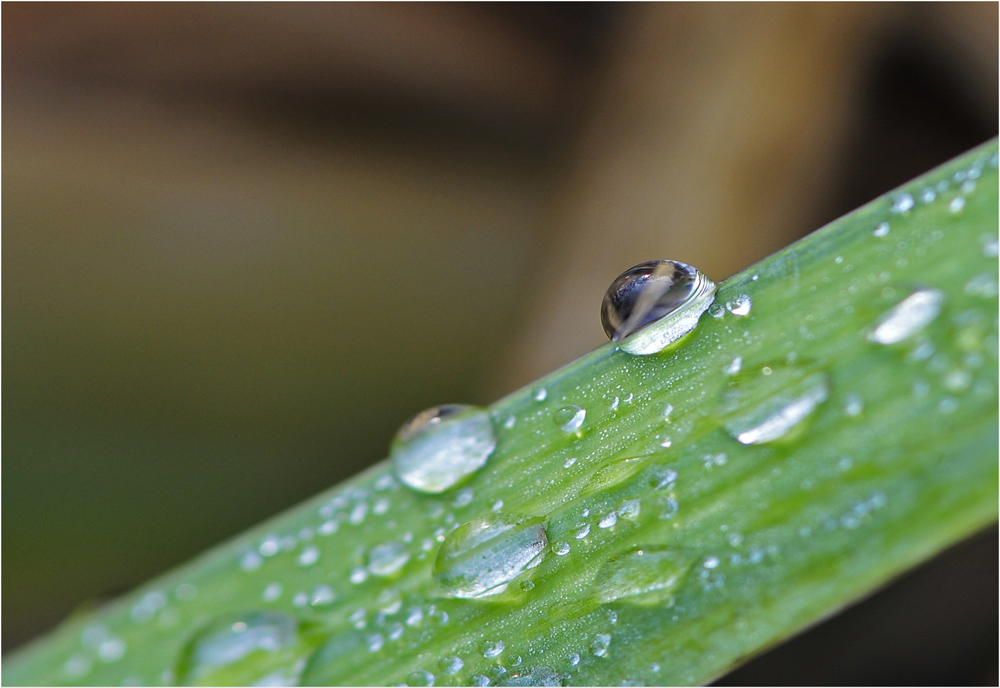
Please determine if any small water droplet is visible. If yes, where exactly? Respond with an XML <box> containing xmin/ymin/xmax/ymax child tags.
<box><xmin>591</xmin><ymin>633</ymin><xmax>612</xmax><ymax>658</ymax></box>
<box><xmin>292</xmin><ymin>592</ymin><xmax>308</xmax><ymax>608</ymax></box>
<box><xmin>452</xmin><ymin>488</ymin><xmax>474</xmax><ymax>507</ymax></box>
<box><xmin>297</xmin><ymin>546</ymin><xmax>320</xmax><ymax>567</ymax></box>
<box><xmin>659</xmin><ymin>436</ymin><xmax>673</xmax><ymax>448</ymax></box>
<box><xmin>259</xmin><ymin>536</ymin><xmax>280</xmax><ymax>558</ymax></box>
<box><xmin>601</xmin><ymin>260</ymin><xmax>717</xmax><ymax>355</ymax></box>
<box><xmin>350</xmin><ymin>566</ymin><xmax>369</xmax><ymax>584</ymax></box>
<box><xmin>483</xmin><ymin>640</ymin><xmax>506</xmax><ymax>659</ymax></box>
<box><xmin>844</xmin><ymin>393</ymin><xmax>864</xmax><ymax>417</ymax></box>
<box><xmin>554</xmin><ymin>405</ymin><xmax>586</xmax><ymax>432</ymax></box>
<box><xmin>964</xmin><ymin>273</ymin><xmax>998</xmax><ymax>298</ymax></box>
<box><xmin>63</xmin><ymin>653</ymin><xmax>92</xmax><ymax>679</ymax></box>
<box><xmin>98</xmin><ymin>638</ymin><xmax>127</xmax><ymax>663</ymax></box>
<box><xmin>724</xmin><ymin>356</ymin><xmax>743</xmax><ymax>375</ymax></box>
<box><xmin>575</xmin><ymin>524</ymin><xmax>591</xmax><ymax>539</ymax></box>
<box><xmin>598</xmin><ymin>511</ymin><xmax>618</xmax><ymax>529</ymax></box>
<box><xmin>617</xmin><ymin>498</ymin><xmax>641</xmax><ymax>521</ymax></box>
<box><xmin>920</xmin><ymin>187</ymin><xmax>936</xmax><ymax>203</ymax></box>
<box><xmin>262</xmin><ymin>583</ymin><xmax>282</xmax><ymax>602</ymax></box>
<box><xmin>433</xmin><ymin>513</ymin><xmax>547</xmax><ymax>598</ymax></box>
<box><xmin>868</xmin><ymin>289</ymin><xmax>944</xmax><ymax>345</ymax></box>
<box><xmin>318</xmin><ymin>520</ymin><xmax>339</xmax><ymax>536</ymax></box>
<box><xmin>610</xmin><ymin>396</ymin><xmax>620</xmax><ymax>410</ymax></box>
<box><xmin>492</xmin><ymin>499</ymin><xmax>504</xmax><ymax>512</ymax></box>
<box><xmin>391</xmin><ymin>405</ymin><xmax>497</xmax><ymax>493</ymax></box>
<box><xmin>662</xmin><ymin>403</ymin><xmax>674</xmax><ymax>419</ymax></box>
<box><xmin>873</xmin><ymin>222</ymin><xmax>890</xmax><ymax>237</ymax></box>
<box><xmin>961</xmin><ymin>179</ymin><xmax>976</xmax><ymax>194</ymax></box>
<box><xmin>980</xmin><ymin>234</ymin><xmax>999</xmax><ymax>258</ymax></box>
<box><xmin>503</xmin><ymin>415</ymin><xmax>517</xmax><ymax>429</ymax></box>
<box><xmin>439</xmin><ymin>657</ymin><xmax>465</xmax><ymax>676</ymax></box>
<box><xmin>890</xmin><ymin>193</ymin><xmax>914</xmax><ymax>213</ymax></box>
<box><xmin>703</xmin><ymin>556</ymin><xmax>720</xmax><ymax>569</ymax></box>
<box><xmin>563</xmin><ymin>457</ymin><xmax>577</xmax><ymax>468</ymax></box>
<box><xmin>949</xmin><ymin>196</ymin><xmax>966</xmax><ymax>213</ymax></box>
<box><xmin>568</xmin><ymin>653</ymin><xmax>581</xmax><ymax>666</ymax></box>
<box><xmin>938</xmin><ymin>396</ymin><xmax>959</xmax><ymax>414</ymax></box>
<box><xmin>241</xmin><ymin>551</ymin><xmax>264</xmax><ymax>572</ymax></box>
<box><xmin>367</xmin><ymin>542</ymin><xmax>410</xmax><ymax>577</ymax></box>
<box><xmin>472</xmin><ymin>675</ymin><xmax>491</xmax><ymax>686</ymax></box>
<box><xmin>534</xmin><ymin>388</ymin><xmax>548</xmax><ymax>402</ymax></box>
<box><xmin>501</xmin><ymin>666</ymin><xmax>562</xmax><ymax>687</ymax></box>
<box><xmin>175</xmin><ymin>612</ymin><xmax>308</xmax><ymax>686</ymax></box>
<box><xmin>720</xmin><ymin>365</ymin><xmax>830</xmax><ymax>445</ymax></box>
<box><xmin>554</xmin><ymin>542</ymin><xmax>571</xmax><ymax>556</ymax></box>
<box><xmin>726</xmin><ymin>294</ymin><xmax>752</xmax><ymax>316</ymax></box>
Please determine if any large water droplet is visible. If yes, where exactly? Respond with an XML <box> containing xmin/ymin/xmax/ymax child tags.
<box><xmin>553</xmin><ymin>406</ymin><xmax>586</xmax><ymax>432</ymax></box>
<box><xmin>433</xmin><ymin>513</ymin><xmax>547</xmax><ymax>598</ymax></box>
<box><xmin>601</xmin><ymin>260</ymin><xmax>717</xmax><ymax>355</ymax></box>
<box><xmin>867</xmin><ymin>289</ymin><xmax>944</xmax><ymax>345</ymax></box>
<box><xmin>719</xmin><ymin>365</ymin><xmax>830</xmax><ymax>445</ymax></box>
<box><xmin>391</xmin><ymin>405</ymin><xmax>497</xmax><ymax>493</ymax></box>
<box><xmin>595</xmin><ymin>546</ymin><xmax>692</xmax><ymax>604</ymax></box>
<box><xmin>176</xmin><ymin>612</ymin><xmax>314</xmax><ymax>686</ymax></box>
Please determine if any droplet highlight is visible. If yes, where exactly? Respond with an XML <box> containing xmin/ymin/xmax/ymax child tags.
<box><xmin>595</xmin><ymin>546</ymin><xmax>693</xmax><ymax>605</ymax></box>
<box><xmin>719</xmin><ymin>365</ymin><xmax>830</xmax><ymax>445</ymax></box>
<box><xmin>867</xmin><ymin>289</ymin><xmax>944</xmax><ymax>345</ymax></box>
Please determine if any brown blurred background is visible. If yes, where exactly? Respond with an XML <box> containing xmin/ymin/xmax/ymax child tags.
<box><xmin>3</xmin><ymin>2</ymin><xmax>997</xmax><ymax>683</ymax></box>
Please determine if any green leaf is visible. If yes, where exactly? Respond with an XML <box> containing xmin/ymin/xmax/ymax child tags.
<box><xmin>5</xmin><ymin>140</ymin><xmax>997</xmax><ymax>687</ymax></box>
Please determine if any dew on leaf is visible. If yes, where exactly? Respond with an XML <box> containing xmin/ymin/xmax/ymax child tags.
<box><xmin>719</xmin><ymin>365</ymin><xmax>830</xmax><ymax>445</ymax></box>
<box><xmin>868</xmin><ymin>289</ymin><xmax>944</xmax><ymax>345</ymax></box>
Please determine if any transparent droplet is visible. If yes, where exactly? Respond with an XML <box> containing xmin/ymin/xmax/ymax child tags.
<box><xmin>554</xmin><ymin>542</ymin><xmax>571</xmax><ymax>556</ymax></box>
<box><xmin>98</xmin><ymin>638</ymin><xmax>127</xmax><ymax>663</ymax></box>
<box><xmin>297</xmin><ymin>546</ymin><xmax>319</xmax><ymax>567</ymax></box>
<box><xmin>391</xmin><ymin>405</ymin><xmax>497</xmax><ymax>493</ymax></box>
<box><xmin>176</xmin><ymin>612</ymin><xmax>310</xmax><ymax>686</ymax></box>
<box><xmin>433</xmin><ymin>513</ymin><xmax>547</xmax><ymax>598</ymax></box>
<box><xmin>726</xmin><ymin>294</ymin><xmax>752</xmax><ymax>317</ymax></box>
<box><xmin>554</xmin><ymin>406</ymin><xmax>586</xmax><ymax>432</ymax></box>
<box><xmin>439</xmin><ymin>657</ymin><xmax>465</xmax><ymax>676</ymax></box>
<box><xmin>575</xmin><ymin>524</ymin><xmax>591</xmax><ymax>539</ymax></box>
<box><xmin>533</xmin><ymin>388</ymin><xmax>548</xmax><ymax>402</ymax></box>
<box><xmin>262</xmin><ymin>583</ymin><xmax>282</xmax><ymax>602</ymax></box>
<box><xmin>483</xmin><ymin>640</ymin><xmax>506</xmax><ymax>658</ymax></box>
<box><xmin>617</xmin><ymin>498</ymin><xmax>641</xmax><ymax>521</ymax></box>
<box><xmin>408</xmin><ymin>669</ymin><xmax>435</xmax><ymax>686</ymax></box>
<box><xmin>873</xmin><ymin>222</ymin><xmax>890</xmax><ymax>237</ymax></box>
<box><xmin>719</xmin><ymin>365</ymin><xmax>830</xmax><ymax>445</ymax></box>
<box><xmin>920</xmin><ymin>187</ymin><xmax>936</xmax><ymax>203</ymax></box>
<box><xmin>868</xmin><ymin>289</ymin><xmax>944</xmax><ymax>345</ymax></box>
<box><xmin>949</xmin><ymin>196</ymin><xmax>966</xmax><ymax>213</ymax></box>
<box><xmin>300</xmin><ymin>630</ymin><xmax>373</xmax><ymax>686</ymax></box>
<box><xmin>890</xmin><ymin>193</ymin><xmax>914</xmax><ymax>213</ymax></box>
<box><xmin>591</xmin><ymin>633</ymin><xmax>611</xmax><ymax>658</ymax></box>
<box><xmin>601</xmin><ymin>260</ymin><xmax>717</xmax><ymax>355</ymax></box>
<box><xmin>598</xmin><ymin>511</ymin><xmax>618</xmax><ymax>529</ymax></box>
<box><xmin>500</xmin><ymin>666</ymin><xmax>562</xmax><ymax>687</ymax></box>
<box><xmin>724</xmin><ymin>356</ymin><xmax>743</xmax><ymax>375</ymax></box>
<box><xmin>964</xmin><ymin>273</ymin><xmax>998</xmax><ymax>298</ymax></box>
<box><xmin>367</xmin><ymin>542</ymin><xmax>410</xmax><ymax>577</ymax></box>
<box><xmin>981</xmin><ymin>234</ymin><xmax>999</xmax><ymax>258</ymax></box>
<box><xmin>844</xmin><ymin>393</ymin><xmax>864</xmax><ymax>417</ymax></box>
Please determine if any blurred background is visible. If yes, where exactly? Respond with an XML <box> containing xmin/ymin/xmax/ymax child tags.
<box><xmin>3</xmin><ymin>2</ymin><xmax>997</xmax><ymax>683</ymax></box>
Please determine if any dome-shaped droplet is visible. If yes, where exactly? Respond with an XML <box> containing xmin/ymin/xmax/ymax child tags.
<box><xmin>175</xmin><ymin>612</ymin><xmax>313</xmax><ymax>686</ymax></box>
<box><xmin>500</xmin><ymin>666</ymin><xmax>563</xmax><ymax>687</ymax></box>
<box><xmin>553</xmin><ymin>405</ymin><xmax>586</xmax><ymax>432</ymax></box>
<box><xmin>433</xmin><ymin>513</ymin><xmax>547</xmax><ymax>598</ymax></box>
<box><xmin>300</xmin><ymin>629</ymin><xmax>372</xmax><ymax>686</ymax></box>
<box><xmin>367</xmin><ymin>542</ymin><xmax>410</xmax><ymax>577</ymax></box>
<box><xmin>867</xmin><ymin>288</ymin><xmax>944</xmax><ymax>345</ymax></box>
<box><xmin>391</xmin><ymin>405</ymin><xmax>497</xmax><ymax>493</ymax></box>
<box><xmin>601</xmin><ymin>260</ymin><xmax>717</xmax><ymax>355</ymax></box>
<box><xmin>719</xmin><ymin>365</ymin><xmax>830</xmax><ymax>445</ymax></box>
<box><xmin>595</xmin><ymin>546</ymin><xmax>693</xmax><ymax>605</ymax></box>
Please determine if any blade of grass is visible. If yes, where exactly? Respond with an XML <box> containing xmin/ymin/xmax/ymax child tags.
<box><xmin>4</xmin><ymin>140</ymin><xmax>997</xmax><ymax>687</ymax></box>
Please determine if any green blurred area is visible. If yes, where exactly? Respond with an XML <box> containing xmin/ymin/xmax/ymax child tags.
<box><xmin>3</xmin><ymin>4</ymin><xmax>997</xmax><ymax>678</ymax></box>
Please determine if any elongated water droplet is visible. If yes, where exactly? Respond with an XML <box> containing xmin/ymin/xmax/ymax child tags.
<box><xmin>554</xmin><ymin>405</ymin><xmax>586</xmax><ymax>432</ymax></box>
<box><xmin>867</xmin><ymin>289</ymin><xmax>944</xmax><ymax>345</ymax></box>
<box><xmin>501</xmin><ymin>666</ymin><xmax>562</xmax><ymax>687</ymax></box>
<box><xmin>591</xmin><ymin>633</ymin><xmax>612</xmax><ymax>657</ymax></box>
<box><xmin>391</xmin><ymin>405</ymin><xmax>497</xmax><ymax>493</ymax></box>
<box><xmin>595</xmin><ymin>546</ymin><xmax>693</xmax><ymax>604</ymax></box>
<box><xmin>483</xmin><ymin>640</ymin><xmax>506</xmax><ymax>658</ymax></box>
<box><xmin>719</xmin><ymin>365</ymin><xmax>830</xmax><ymax>445</ymax></box>
<box><xmin>873</xmin><ymin>222</ymin><xmax>890</xmax><ymax>237</ymax></box>
<box><xmin>585</xmin><ymin>457</ymin><xmax>645</xmax><ymax>496</ymax></box>
<box><xmin>367</xmin><ymin>542</ymin><xmax>410</xmax><ymax>577</ymax></box>
<box><xmin>602</xmin><ymin>260</ymin><xmax>717</xmax><ymax>355</ymax></box>
<box><xmin>433</xmin><ymin>513</ymin><xmax>547</xmax><ymax>598</ymax></box>
<box><xmin>176</xmin><ymin>612</ymin><xmax>313</xmax><ymax>686</ymax></box>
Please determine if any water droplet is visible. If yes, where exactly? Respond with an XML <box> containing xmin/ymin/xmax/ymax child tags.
<box><xmin>868</xmin><ymin>289</ymin><xmax>944</xmax><ymax>345</ymax></box>
<box><xmin>554</xmin><ymin>406</ymin><xmax>586</xmax><ymax>432</ymax></box>
<box><xmin>873</xmin><ymin>222</ymin><xmax>890</xmax><ymax>237</ymax></box>
<box><xmin>131</xmin><ymin>591</ymin><xmax>168</xmax><ymax>622</ymax></box>
<box><xmin>501</xmin><ymin>666</ymin><xmax>562</xmax><ymax>687</ymax></box>
<box><xmin>617</xmin><ymin>499</ymin><xmax>641</xmax><ymax>521</ymax></box>
<box><xmin>949</xmin><ymin>196</ymin><xmax>966</xmax><ymax>213</ymax></box>
<box><xmin>367</xmin><ymin>633</ymin><xmax>385</xmax><ymax>653</ymax></box>
<box><xmin>586</xmin><ymin>457</ymin><xmax>644</xmax><ymax>496</ymax></box>
<box><xmin>938</xmin><ymin>397</ymin><xmax>959</xmax><ymax>414</ymax></box>
<box><xmin>964</xmin><ymin>273</ymin><xmax>998</xmax><ymax>298</ymax></box>
<box><xmin>659</xmin><ymin>436</ymin><xmax>673</xmax><ymax>448</ymax></box>
<box><xmin>719</xmin><ymin>365</ymin><xmax>830</xmax><ymax>445</ymax></box>
<box><xmin>652</xmin><ymin>467</ymin><xmax>678</xmax><ymax>489</ymax></box>
<box><xmin>292</xmin><ymin>592</ymin><xmax>309</xmax><ymax>608</ymax></box>
<box><xmin>300</xmin><ymin>629</ymin><xmax>378</xmax><ymax>686</ymax></box>
<box><xmin>433</xmin><ymin>513</ymin><xmax>547</xmax><ymax>598</ymax></box>
<box><xmin>563</xmin><ymin>457</ymin><xmax>577</xmax><ymax>468</ymax></box>
<box><xmin>297</xmin><ymin>546</ymin><xmax>320</xmax><ymax>567</ymax></box>
<box><xmin>724</xmin><ymin>356</ymin><xmax>743</xmax><ymax>375</ymax></box>
<box><xmin>366</xmin><ymin>542</ymin><xmax>411</xmax><ymax>578</ymax></box>
<box><xmin>472</xmin><ymin>675</ymin><xmax>491</xmax><ymax>686</ymax></box>
<box><xmin>492</xmin><ymin>499</ymin><xmax>504</xmax><ymax>512</ymax></box>
<box><xmin>439</xmin><ymin>657</ymin><xmax>465</xmax><ymax>676</ymax></box>
<box><xmin>726</xmin><ymin>294</ymin><xmax>752</xmax><ymax>316</ymax></box>
<box><xmin>920</xmin><ymin>187</ymin><xmax>936</xmax><ymax>203</ymax></box>
<box><xmin>318</xmin><ymin>520</ymin><xmax>338</xmax><ymax>536</ymax></box>
<box><xmin>844</xmin><ymin>393</ymin><xmax>864</xmax><ymax>417</ymax></box>
<box><xmin>890</xmin><ymin>193</ymin><xmax>914</xmax><ymax>213</ymax></box>
<box><xmin>262</xmin><ymin>583</ymin><xmax>282</xmax><ymax>602</ymax></box>
<box><xmin>259</xmin><ymin>536</ymin><xmax>280</xmax><ymax>558</ymax></box>
<box><xmin>554</xmin><ymin>542</ymin><xmax>571</xmax><ymax>556</ymax></box>
<box><xmin>310</xmin><ymin>586</ymin><xmax>335</xmax><ymax>607</ymax></box>
<box><xmin>610</xmin><ymin>396</ymin><xmax>620</xmax><ymax>410</ymax></box>
<box><xmin>349</xmin><ymin>502</ymin><xmax>369</xmax><ymax>525</ymax></box>
<box><xmin>575</xmin><ymin>524</ymin><xmax>591</xmax><ymax>539</ymax></box>
<box><xmin>601</xmin><ymin>260</ymin><xmax>717</xmax><ymax>355</ymax></box>
<box><xmin>63</xmin><ymin>653</ymin><xmax>92</xmax><ymax>679</ymax></box>
<box><xmin>568</xmin><ymin>653</ymin><xmax>581</xmax><ymax>666</ymax></box>
<box><xmin>391</xmin><ymin>405</ymin><xmax>497</xmax><ymax>493</ymax></box>
<box><xmin>534</xmin><ymin>388</ymin><xmax>548</xmax><ymax>402</ymax></box>
<box><xmin>98</xmin><ymin>638</ymin><xmax>127</xmax><ymax>663</ymax></box>
<box><xmin>483</xmin><ymin>640</ymin><xmax>506</xmax><ymax>658</ymax></box>
<box><xmin>591</xmin><ymin>633</ymin><xmax>611</xmax><ymax>658</ymax></box>
<box><xmin>662</xmin><ymin>403</ymin><xmax>674</xmax><ymax>419</ymax></box>
<box><xmin>176</xmin><ymin>612</ymin><xmax>309</xmax><ymax>686</ymax></box>
<box><xmin>350</xmin><ymin>566</ymin><xmax>369</xmax><ymax>584</ymax></box>
<box><xmin>962</xmin><ymin>179</ymin><xmax>976</xmax><ymax>194</ymax></box>
<box><xmin>241</xmin><ymin>551</ymin><xmax>263</xmax><ymax>572</ymax></box>
<box><xmin>703</xmin><ymin>556</ymin><xmax>720</xmax><ymax>569</ymax></box>
<box><xmin>598</xmin><ymin>511</ymin><xmax>618</xmax><ymax>529</ymax></box>
<box><xmin>981</xmin><ymin>235</ymin><xmax>999</xmax><ymax>258</ymax></box>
